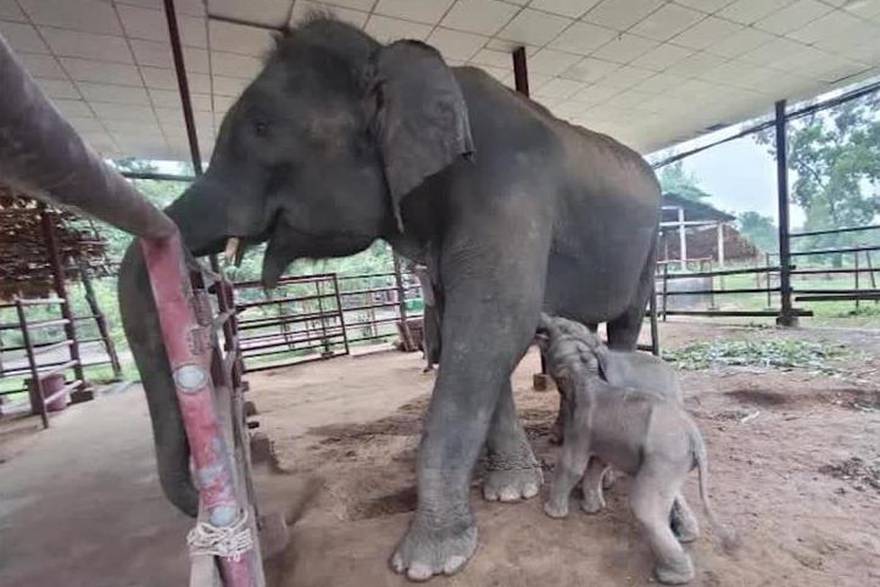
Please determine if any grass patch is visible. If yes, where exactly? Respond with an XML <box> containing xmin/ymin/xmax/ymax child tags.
<box><xmin>663</xmin><ymin>338</ymin><xmax>846</xmax><ymax>372</ymax></box>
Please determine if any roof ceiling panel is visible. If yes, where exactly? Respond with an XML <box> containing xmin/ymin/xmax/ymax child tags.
<box><xmin>364</xmin><ymin>14</ymin><xmax>432</xmax><ymax>42</ymax></box>
<box><xmin>208</xmin><ymin>19</ymin><xmax>274</xmax><ymax>55</ymax></box>
<box><xmin>61</xmin><ymin>57</ymin><xmax>142</xmax><ymax>85</ymax></box>
<box><xmin>0</xmin><ymin>0</ymin><xmax>25</xmax><ymax>21</ymax></box>
<box><xmin>670</xmin><ymin>15</ymin><xmax>742</xmax><ymax>50</ymax></box>
<box><xmin>498</xmin><ymin>8</ymin><xmax>571</xmax><ymax>46</ymax></box>
<box><xmin>630</xmin><ymin>43</ymin><xmax>693</xmax><ymax>71</ymax></box>
<box><xmin>529</xmin><ymin>0</ymin><xmax>601</xmax><ymax>19</ymax></box>
<box><xmin>19</xmin><ymin>0</ymin><xmax>123</xmax><ymax>35</ymax></box>
<box><xmin>584</xmin><ymin>0</ymin><xmax>664</xmax><ymax>30</ymax></box>
<box><xmin>40</xmin><ymin>27</ymin><xmax>134</xmax><ymax>62</ymax></box>
<box><xmin>3</xmin><ymin>0</ymin><xmax>880</xmax><ymax>160</ymax></box>
<box><xmin>374</xmin><ymin>0</ymin><xmax>456</xmax><ymax>24</ymax></box>
<box><xmin>628</xmin><ymin>3</ymin><xmax>703</xmax><ymax>42</ymax></box>
<box><xmin>440</xmin><ymin>0</ymin><xmax>517</xmax><ymax>36</ymax></box>
<box><xmin>548</xmin><ymin>20</ymin><xmax>616</xmax><ymax>55</ymax></box>
<box><xmin>208</xmin><ymin>0</ymin><xmax>293</xmax><ymax>28</ymax></box>
<box><xmin>753</xmin><ymin>0</ymin><xmax>832</xmax><ymax>35</ymax></box>
<box><xmin>0</xmin><ymin>20</ymin><xmax>48</xmax><ymax>52</ymax></box>
<box><xmin>77</xmin><ymin>81</ymin><xmax>151</xmax><ymax>104</ymax></box>
<box><xmin>36</xmin><ymin>77</ymin><xmax>80</xmax><ymax>98</ymax></box>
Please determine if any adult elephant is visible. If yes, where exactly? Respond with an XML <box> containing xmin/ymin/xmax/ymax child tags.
<box><xmin>119</xmin><ymin>16</ymin><xmax>660</xmax><ymax>582</ymax></box>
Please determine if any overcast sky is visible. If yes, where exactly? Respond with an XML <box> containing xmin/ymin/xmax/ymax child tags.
<box><xmin>668</xmin><ymin>132</ymin><xmax>808</xmax><ymax>228</ymax></box>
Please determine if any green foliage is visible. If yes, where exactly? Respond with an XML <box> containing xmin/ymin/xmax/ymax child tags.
<box><xmin>755</xmin><ymin>96</ymin><xmax>880</xmax><ymax>266</ymax></box>
<box><xmin>658</xmin><ymin>161</ymin><xmax>712</xmax><ymax>201</ymax></box>
<box><xmin>663</xmin><ymin>338</ymin><xmax>845</xmax><ymax>371</ymax></box>
<box><xmin>736</xmin><ymin>211</ymin><xmax>778</xmax><ymax>253</ymax></box>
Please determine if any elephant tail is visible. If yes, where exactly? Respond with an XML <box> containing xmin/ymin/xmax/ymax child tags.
<box><xmin>691</xmin><ymin>427</ymin><xmax>739</xmax><ymax>553</ymax></box>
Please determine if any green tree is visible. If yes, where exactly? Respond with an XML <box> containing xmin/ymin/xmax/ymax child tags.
<box><xmin>658</xmin><ymin>161</ymin><xmax>712</xmax><ymax>201</ymax></box>
<box><xmin>755</xmin><ymin>96</ymin><xmax>880</xmax><ymax>265</ymax></box>
<box><xmin>736</xmin><ymin>211</ymin><xmax>778</xmax><ymax>254</ymax></box>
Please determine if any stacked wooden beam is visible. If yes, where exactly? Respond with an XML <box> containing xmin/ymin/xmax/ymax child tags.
<box><xmin>0</xmin><ymin>186</ymin><xmax>108</xmax><ymax>299</ymax></box>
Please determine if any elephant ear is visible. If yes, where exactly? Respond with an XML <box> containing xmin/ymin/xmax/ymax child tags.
<box><xmin>366</xmin><ymin>40</ymin><xmax>474</xmax><ymax>230</ymax></box>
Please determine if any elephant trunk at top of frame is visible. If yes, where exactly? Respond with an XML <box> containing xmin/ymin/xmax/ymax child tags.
<box><xmin>0</xmin><ymin>34</ymin><xmax>175</xmax><ymax>240</ymax></box>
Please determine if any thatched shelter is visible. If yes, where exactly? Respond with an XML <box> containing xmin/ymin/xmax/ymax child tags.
<box><xmin>0</xmin><ymin>185</ymin><xmax>109</xmax><ymax>300</ymax></box>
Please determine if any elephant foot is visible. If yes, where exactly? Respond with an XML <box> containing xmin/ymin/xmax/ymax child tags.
<box><xmin>580</xmin><ymin>490</ymin><xmax>605</xmax><ymax>514</ymax></box>
<box><xmin>482</xmin><ymin>466</ymin><xmax>542</xmax><ymax>502</ymax></box>
<box><xmin>482</xmin><ymin>437</ymin><xmax>542</xmax><ymax>502</ymax></box>
<box><xmin>654</xmin><ymin>555</ymin><xmax>695</xmax><ymax>585</ymax></box>
<box><xmin>391</xmin><ymin>517</ymin><xmax>477</xmax><ymax>582</ymax></box>
<box><xmin>543</xmin><ymin>497</ymin><xmax>570</xmax><ymax>519</ymax></box>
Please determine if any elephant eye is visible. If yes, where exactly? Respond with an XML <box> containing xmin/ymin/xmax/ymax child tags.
<box><xmin>253</xmin><ymin>120</ymin><xmax>269</xmax><ymax>137</ymax></box>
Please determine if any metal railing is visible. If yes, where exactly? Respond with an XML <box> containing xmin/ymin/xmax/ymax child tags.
<box><xmin>231</xmin><ymin>269</ymin><xmax>424</xmax><ymax>373</ymax></box>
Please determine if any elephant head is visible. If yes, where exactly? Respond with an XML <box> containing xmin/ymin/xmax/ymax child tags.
<box><xmin>119</xmin><ymin>16</ymin><xmax>474</xmax><ymax>515</ymax></box>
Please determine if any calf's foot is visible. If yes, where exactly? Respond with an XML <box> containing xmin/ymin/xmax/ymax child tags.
<box><xmin>391</xmin><ymin>515</ymin><xmax>478</xmax><ymax>582</ymax></box>
<box><xmin>543</xmin><ymin>496</ymin><xmax>570</xmax><ymax>519</ymax></box>
<box><xmin>581</xmin><ymin>489</ymin><xmax>605</xmax><ymax>514</ymax></box>
<box><xmin>654</xmin><ymin>554</ymin><xmax>695</xmax><ymax>585</ymax></box>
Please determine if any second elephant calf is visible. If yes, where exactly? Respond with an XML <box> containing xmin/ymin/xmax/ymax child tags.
<box><xmin>536</xmin><ymin>314</ymin><xmax>734</xmax><ymax>585</ymax></box>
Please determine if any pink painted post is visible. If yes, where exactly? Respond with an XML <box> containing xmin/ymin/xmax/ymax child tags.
<box><xmin>141</xmin><ymin>232</ymin><xmax>260</xmax><ymax>586</ymax></box>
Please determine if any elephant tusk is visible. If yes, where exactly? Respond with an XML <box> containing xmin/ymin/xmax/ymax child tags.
<box><xmin>224</xmin><ymin>237</ymin><xmax>242</xmax><ymax>266</ymax></box>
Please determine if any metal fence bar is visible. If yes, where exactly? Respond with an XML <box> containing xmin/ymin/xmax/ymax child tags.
<box><xmin>790</xmin><ymin>224</ymin><xmax>880</xmax><ymax>238</ymax></box>
<box><xmin>790</xmin><ymin>244</ymin><xmax>880</xmax><ymax>256</ymax></box>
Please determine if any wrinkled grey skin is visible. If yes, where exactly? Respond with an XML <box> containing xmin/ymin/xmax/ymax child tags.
<box><xmin>118</xmin><ymin>17</ymin><xmax>660</xmax><ymax>581</ymax></box>
<box><xmin>537</xmin><ymin>314</ymin><xmax>726</xmax><ymax>585</ymax></box>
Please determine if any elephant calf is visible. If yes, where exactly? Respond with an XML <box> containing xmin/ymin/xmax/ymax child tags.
<box><xmin>536</xmin><ymin>314</ymin><xmax>732</xmax><ymax>585</ymax></box>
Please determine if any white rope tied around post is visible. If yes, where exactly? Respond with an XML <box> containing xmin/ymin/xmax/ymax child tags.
<box><xmin>187</xmin><ymin>511</ymin><xmax>254</xmax><ymax>562</ymax></box>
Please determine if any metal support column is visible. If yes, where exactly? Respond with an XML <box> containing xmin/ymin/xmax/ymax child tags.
<box><xmin>513</xmin><ymin>46</ymin><xmax>530</xmax><ymax>97</ymax></box>
<box><xmin>774</xmin><ymin>100</ymin><xmax>798</xmax><ymax>327</ymax></box>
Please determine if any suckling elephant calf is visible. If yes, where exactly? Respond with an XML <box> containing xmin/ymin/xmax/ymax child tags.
<box><xmin>536</xmin><ymin>314</ymin><xmax>734</xmax><ymax>585</ymax></box>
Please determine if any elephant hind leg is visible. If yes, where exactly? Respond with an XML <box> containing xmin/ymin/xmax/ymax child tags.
<box><xmin>630</xmin><ymin>465</ymin><xmax>694</xmax><ymax>584</ymax></box>
<box><xmin>482</xmin><ymin>379</ymin><xmax>543</xmax><ymax>503</ymax></box>
<box><xmin>607</xmin><ymin>239</ymin><xmax>657</xmax><ymax>351</ymax></box>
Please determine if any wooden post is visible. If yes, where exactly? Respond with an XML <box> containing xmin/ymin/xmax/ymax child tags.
<box><xmin>75</xmin><ymin>259</ymin><xmax>122</xmax><ymax>379</ymax></box>
<box><xmin>766</xmin><ymin>252</ymin><xmax>773</xmax><ymax>309</ymax></box>
<box><xmin>662</xmin><ymin>264</ymin><xmax>669</xmax><ymax>321</ymax></box>
<box><xmin>775</xmin><ymin>100</ymin><xmax>798</xmax><ymax>327</ymax></box>
<box><xmin>331</xmin><ymin>274</ymin><xmax>350</xmax><ymax>356</ymax></box>
<box><xmin>39</xmin><ymin>205</ymin><xmax>89</xmax><ymax>401</ymax></box>
<box><xmin>854</xmin><ymin>251</ymin><xmax>860</xmax><ymax>310</ymax></box>
<box><xmin>392</xmin><ymin>253</ymin><xmax>413</xmax><ymax>350</ymax></box>
<box><xmin>678</xmin><ymin>207</ymin><xmax>687</xmax><ymax>271</ymax></box>
<box><xmin>16</xmin><ymin>300</ymin><xmax>49</xmax><ymax>428</ymax></box>
<box><xmin>866</xmin><ymin>250</ymin><xmax>878</xmax><ymax>304</ymax></box>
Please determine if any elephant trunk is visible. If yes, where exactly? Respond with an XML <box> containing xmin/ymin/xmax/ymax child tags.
<box><xmin>118</xmin><ymin>182</ymin><xmax>228</xmax><ymax>517</ymax></box>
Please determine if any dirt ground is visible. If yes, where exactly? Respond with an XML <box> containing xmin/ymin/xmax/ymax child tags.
<box><xmin>2</xmin><ymin>320</ymin><xmax>879</xmax><ymax>586</ymax></box>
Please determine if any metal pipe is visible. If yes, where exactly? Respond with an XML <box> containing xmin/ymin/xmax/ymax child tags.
<box><xmin>774</xmin><ymin>100</ymin><xmax>797</xmax><ymax>327</ymax></box>
<box><xmin>0</xmin><ymin>35</ymin><xmax>175</xmax><ymax>238</ymax></box>
<box><xmin>121</xmin><ymin>171</ymin><xmax>197</xmax><ymax>182</ymax></box>
<box><xmin>513</xmin><ymin>47</ymin><xmax>530</xmax><ymax>97</ymax></box>
<box><xmin>790</xmin><ymin>223</ymin><xmax>880</xmax><ymax>238</ymax></box>
<box><xmin>141</xmin><ymin>233</ymin><xmax>259</xmax><ymax>585</ymax></box>
<box><xmin>163</xmin><ymin>0</ymin><xmax>203</xmax><ymax>175</ymax></box>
